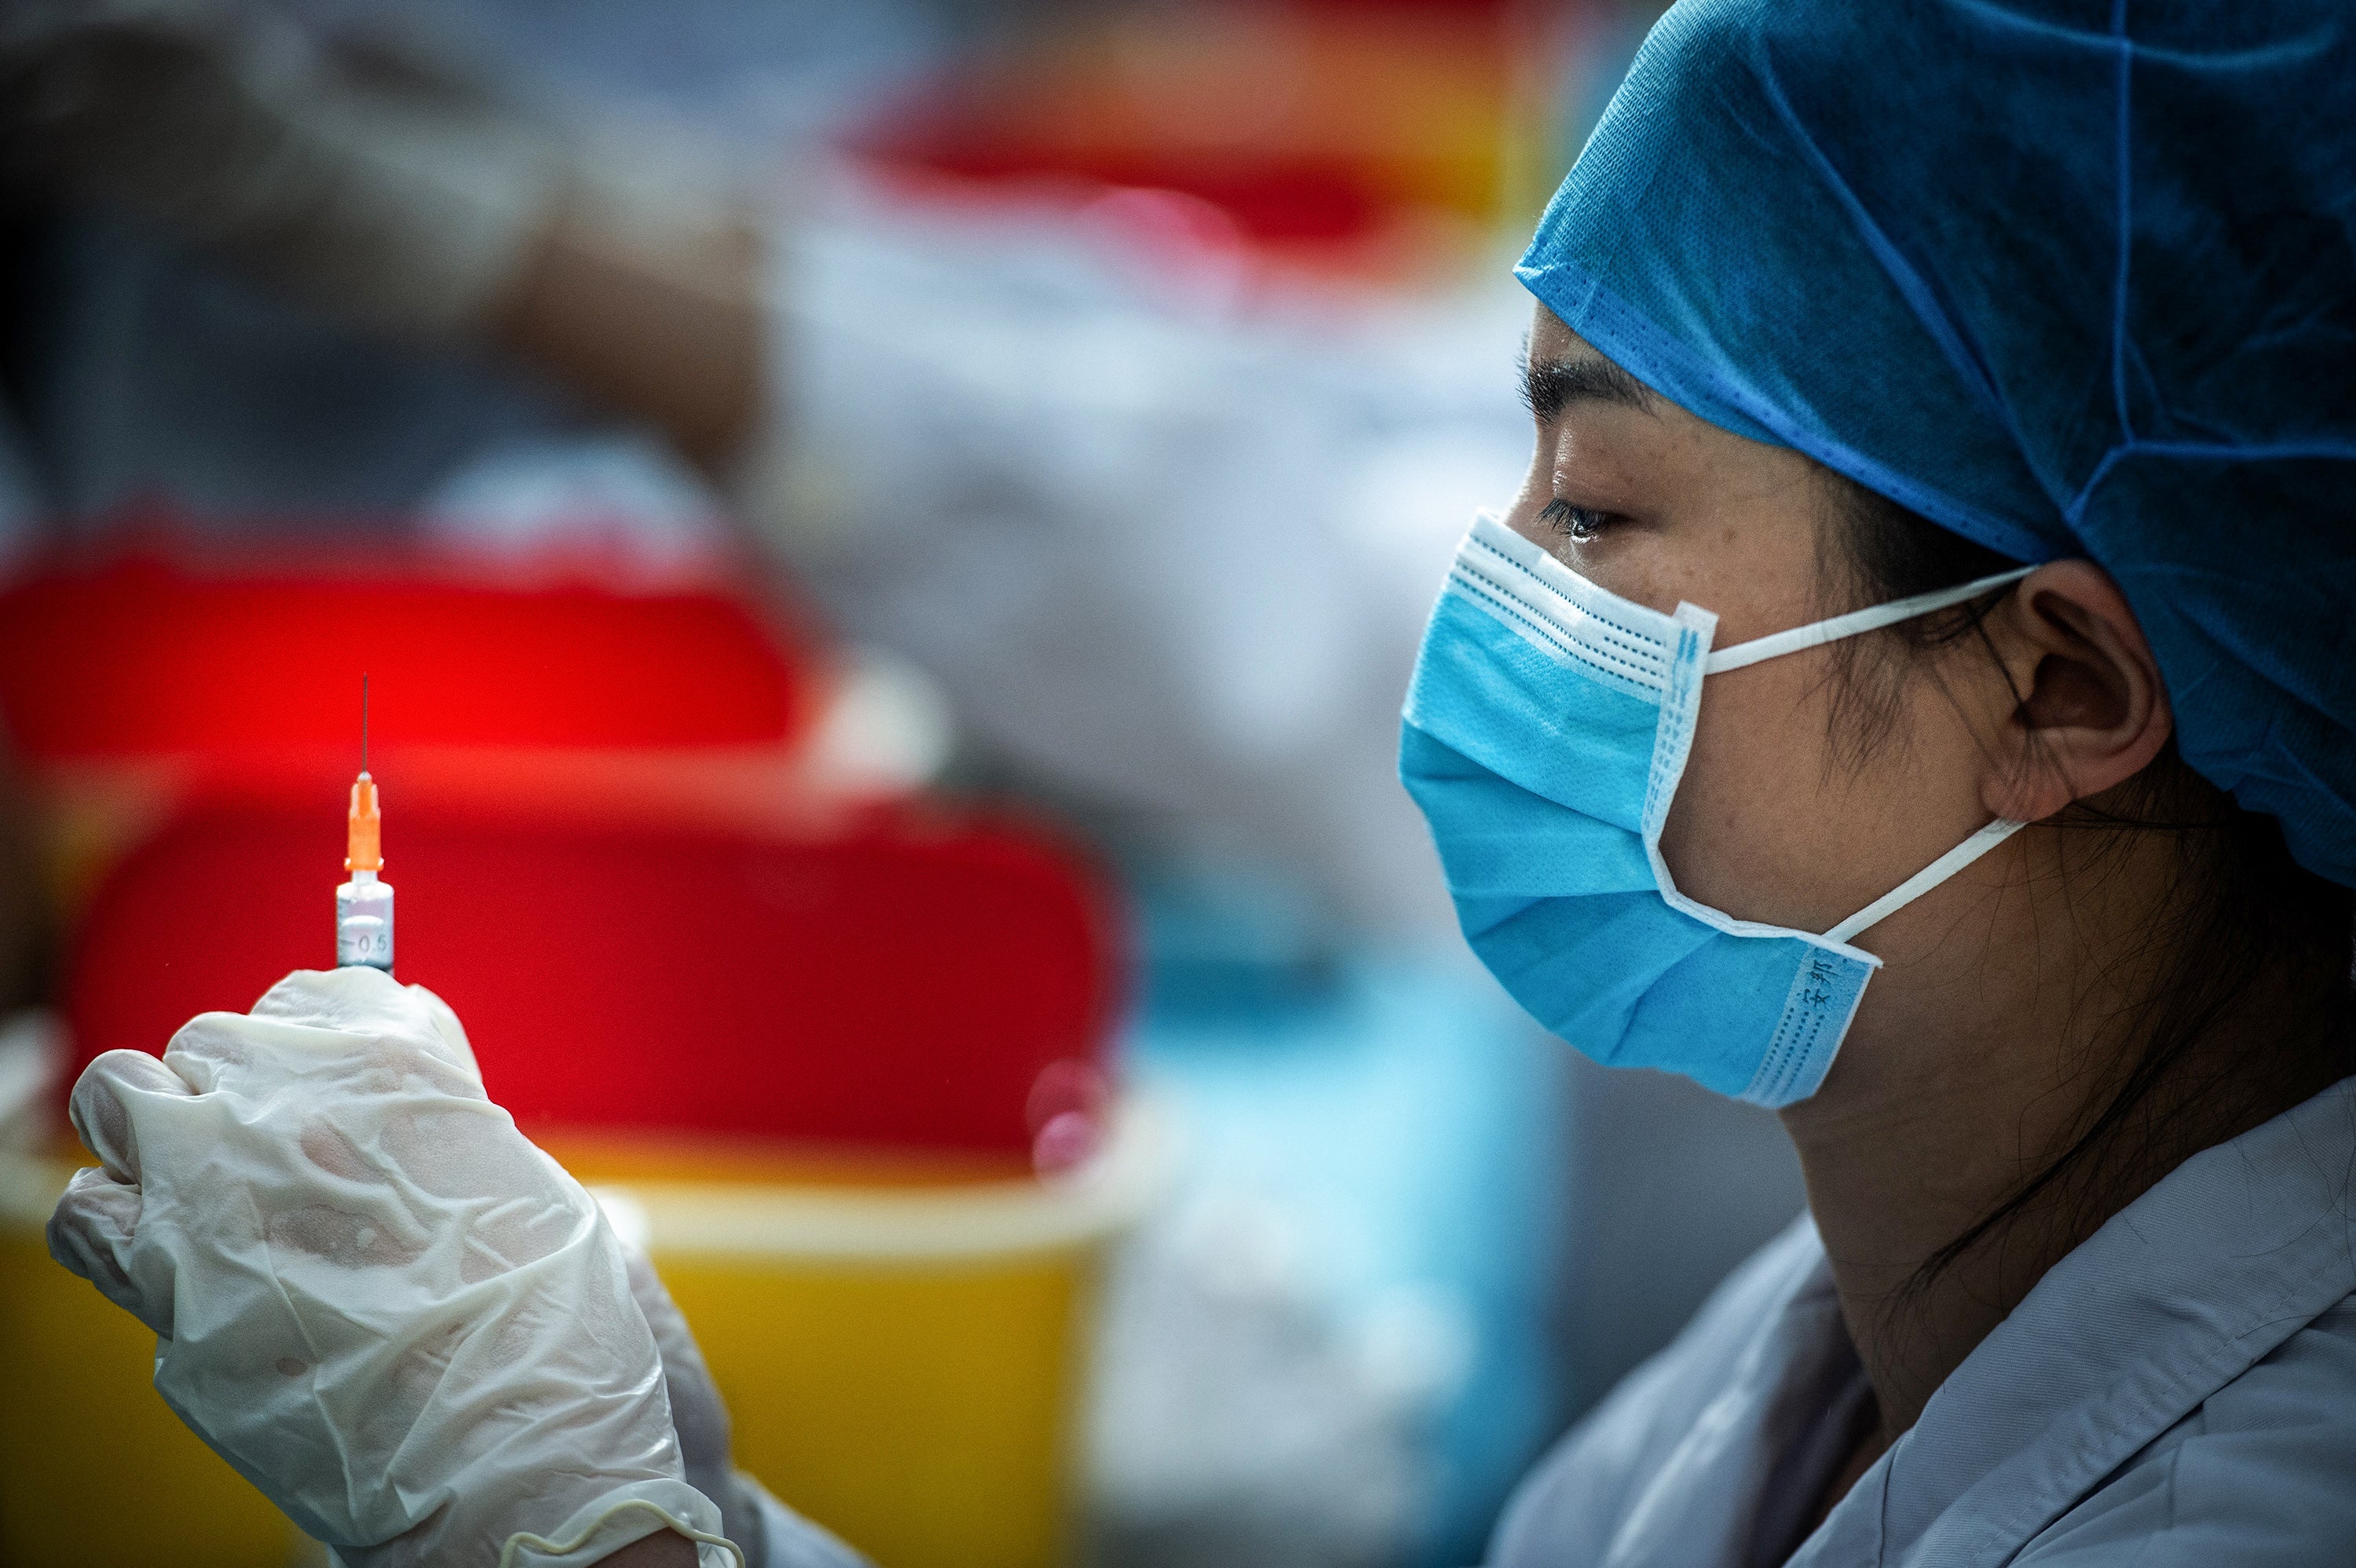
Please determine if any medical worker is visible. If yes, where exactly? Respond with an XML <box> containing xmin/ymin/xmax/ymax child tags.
<box><xmin>42</xmin><ymin>1</ymin><xmax>2356</xmax><ymax>1564</ymax></box>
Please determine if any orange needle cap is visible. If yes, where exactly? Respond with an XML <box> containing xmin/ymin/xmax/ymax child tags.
<box><xmin>346</xmin><ymin>772</ymin><xmax>383</xmax><ymax>872</ymax></box>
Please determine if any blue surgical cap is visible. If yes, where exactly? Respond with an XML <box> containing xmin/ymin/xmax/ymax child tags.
<box><xmin>1518</xmin><ymin>1</ymin><xmax>2356</xmax><ymax>888</ymax></box>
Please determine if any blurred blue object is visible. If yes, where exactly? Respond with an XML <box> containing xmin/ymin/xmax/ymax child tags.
<box><xmin>1097</xmin><ymin>873</ymin><xmax>1567</xmax><ymax>1566</ymax></box>
<box><xmin>1520</xmin><ymin>0</ymin><xmax>2356</xmax><ymax>887</ymax></box>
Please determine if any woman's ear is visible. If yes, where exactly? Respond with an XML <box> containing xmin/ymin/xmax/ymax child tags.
<box><xmin>1977</xmin><ymin>560</ymin><xmax>2172</xmax><ymax>824</ymax></box>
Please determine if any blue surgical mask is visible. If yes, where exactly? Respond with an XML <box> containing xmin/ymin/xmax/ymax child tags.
<box><xmin>1400</xmin><ymin>513</ymin><xmax>2032</xmax><ymax>1107</ymax></box>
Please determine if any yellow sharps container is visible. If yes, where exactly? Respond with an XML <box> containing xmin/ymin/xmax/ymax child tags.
<box><xmin>0</xmin><ymin>1147</ymin><xmax>315</xmax><ymax>1568</ymax></box>
<box><xmin>0</xmin><ymin>1104</ymin><xmax>1164</xmax><ymax>1568</ymax></box>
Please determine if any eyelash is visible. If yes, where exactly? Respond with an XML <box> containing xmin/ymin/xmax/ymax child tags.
<box><xmin>1539</xmin><ymin>499</ymin><xmax>1615</xmax><ymax>542</ymax></box>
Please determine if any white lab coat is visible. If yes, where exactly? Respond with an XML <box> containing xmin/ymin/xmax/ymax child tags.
<box><xmin>1489</xmin><ymin>1075</ymin><xmax>2356</xmax><ymax>1567</ymax></box>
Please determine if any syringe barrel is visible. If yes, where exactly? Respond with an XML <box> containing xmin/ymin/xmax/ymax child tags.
<box><xmin>336</xmin><ymin>870</ymin><xmax>395</xmax><ymax>971</ymax></box>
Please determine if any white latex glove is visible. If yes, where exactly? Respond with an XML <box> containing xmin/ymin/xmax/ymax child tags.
<box><xmin>46</xmin><ymin>967</ymin><xmax>741</xmax><ymax>1568</ymax></box>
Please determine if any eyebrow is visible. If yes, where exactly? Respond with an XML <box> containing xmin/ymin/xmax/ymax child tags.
<box><xmin>1520</xmin><ymin>352</ymin><xmax>1656</xmax><ymax>422</ymax></box>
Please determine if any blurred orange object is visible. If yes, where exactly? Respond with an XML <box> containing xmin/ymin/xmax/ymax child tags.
<box><xmin>855</xmin><ymin>0</ymin><xmax>1571</xmax><ymax>281</ymax></box>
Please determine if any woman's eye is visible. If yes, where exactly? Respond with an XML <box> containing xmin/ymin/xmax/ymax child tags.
<box><xmin>1539</xmin><ymin>499</ymin><xmax>1615</xmax><ymax>542</ymax></box>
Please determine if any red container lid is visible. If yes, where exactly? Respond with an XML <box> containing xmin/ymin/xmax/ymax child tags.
<box><xmin>0</xmin><ymin>547</ymin><xmax>818</xmax><ymax>768</ymax></box>
<box><xmin>64</xmin><ymin>799</ymin><xmax>1124</xmax><ymax>1159</ymax></box>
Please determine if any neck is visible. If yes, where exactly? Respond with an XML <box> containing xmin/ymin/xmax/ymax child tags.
<box><xmin>1780</xmin><ymin>818</ymin><xmax>2344</xmax><ymax>1447</ymax></box>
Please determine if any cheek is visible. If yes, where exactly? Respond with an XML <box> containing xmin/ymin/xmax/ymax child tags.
<box><xmin>1659</xmin><ymin>663</ymin><xmax>1875</xmax><ymax>930</ymax></box>
<box><xmin>1659</xmin><ymin>659</ymin><xmax>2001</xmax><ymax>934</ymax></box>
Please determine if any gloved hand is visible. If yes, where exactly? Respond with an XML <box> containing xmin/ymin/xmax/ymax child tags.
<box><xmin>46</xmin><ymin>966</ymin><xmax>741</xmax><ymax>1568</ymax></box>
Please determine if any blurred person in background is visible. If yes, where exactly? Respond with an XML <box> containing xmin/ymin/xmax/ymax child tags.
<box><xmin>45</xmin><ymin>0</ymin><xmax>2356</xmax><ymax>1566</ymax></box>
<box><xmin>0</xmin><ymin>0</ymin><xmax>1534</xmax><ymax>941</ymax></box>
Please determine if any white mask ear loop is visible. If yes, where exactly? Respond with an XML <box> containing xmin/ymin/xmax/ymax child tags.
<box><xmin>1705</xmin><ymin>565</ymin><xmax>2034</xmax><ymax>674</ymax></box>
<box><xmin>1688</xmin><ymin>559</ymin><xmax>2039</xmax><ymax>945</ymax></box>
<box><xmin>1824</xmin><ymin>816</ymin><xmax>2025</xmax><ymax>944</ymax></box>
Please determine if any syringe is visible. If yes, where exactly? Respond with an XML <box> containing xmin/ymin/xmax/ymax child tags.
<box><xmin>335</xmin><ymin>676</ymin><xmax>394</xmax><ymax>971</ymax></box>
